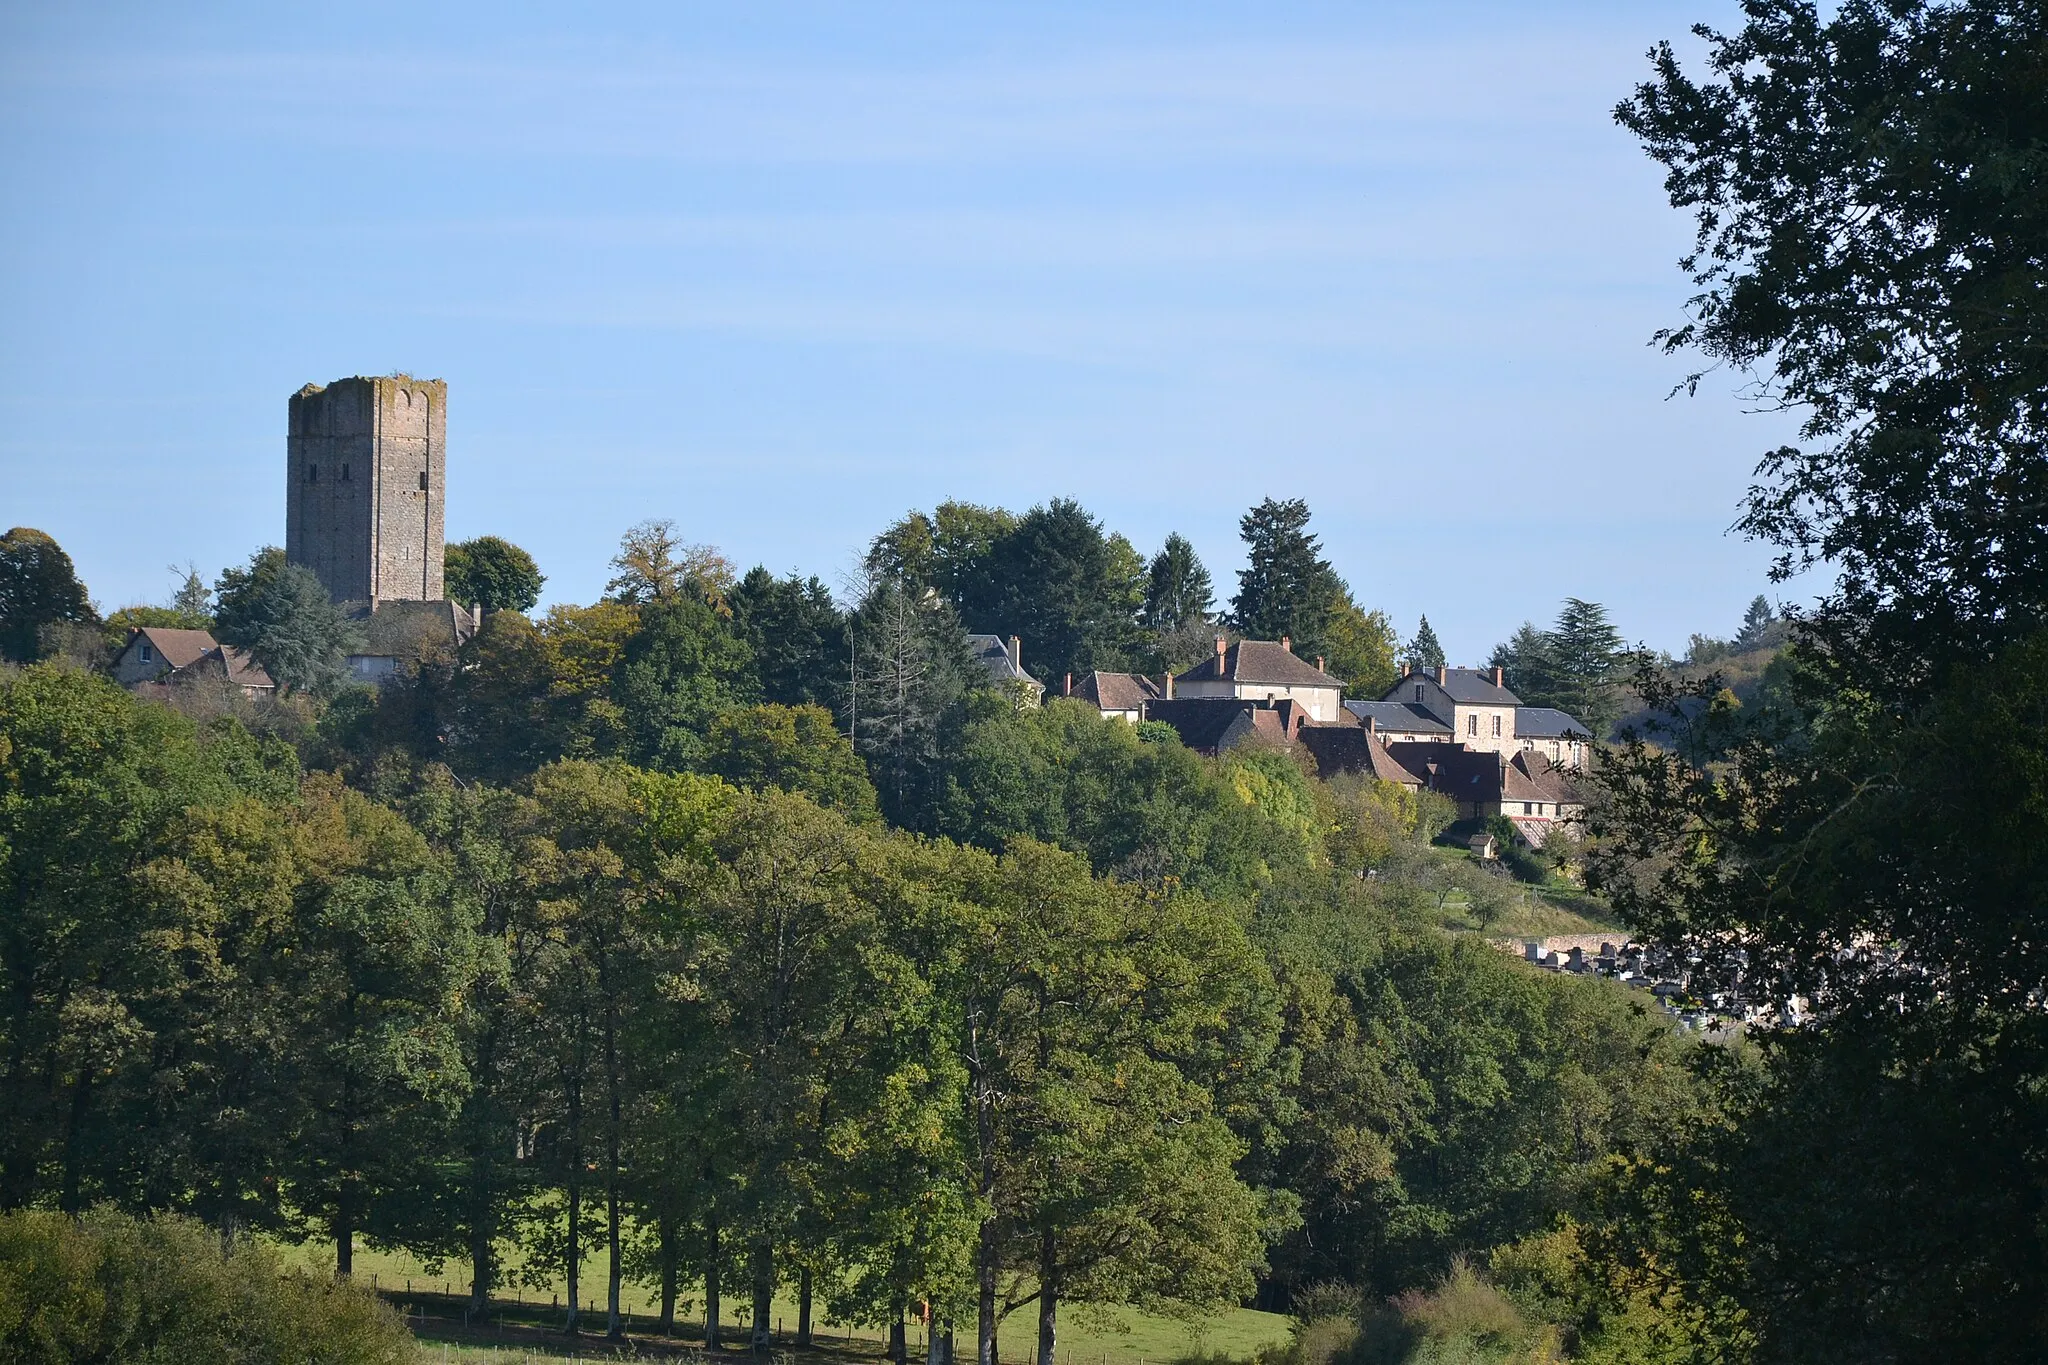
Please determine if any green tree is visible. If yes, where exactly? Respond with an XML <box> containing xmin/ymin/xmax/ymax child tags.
<box><xmin>727</xmin><ymin>567</ymin><xmax>848</xmax><ymax>710</ymax></box>
<box><xmin>962</xmin><ymin>499</ymin><xmax>1144</xmax><ymax>682</ymax></box>
<box><xmin>1731</xmin><ymin>593</ymin><xmax>1786</xmax><ymax>653</ymax></box>
<box><xmin>606</xmin><ymin>520</ymin><xmax>736</xmax><ymax>612</ymax></box>
<box><xmin>1543</xmin><ymin>599</ymin><xmax>1626</xmax><ymax>735</ymax></box>
<box><xmin>1588</xmin><ymin>4</ymin><xmax>2048</xmax><ymax>1355</ymax></box>
<box><xmin>1403</xmin><ymin>615</ymin><xmax>1446</xmax><ymax>672</ymax></box>
<box><xmin>1323</xmin><ymin>594</ymin><xmax>1399</xmax><ymax>696</ymax></box>
<box><xmin>445</xmin><ymin>535</ymin><xmax>545</xmax><ymax>614</ymax></box>
<box><xmin>1487</xmin><ymin>622</ymin><xmax>1554</xmax><ymax>700</ymax></box>
<box><xmin>701</xmin><ymin>703</ymin><xmax>880</xmax><ymax>822</ymax></box>
<box><xmin>1229</xmin><ymin>499</ymin><xmax>1344</xmax><ymax>657</ymax></box>
<box><xmin>865</xmin><ymin>502</ymin><xmax>1018</xmax><ymax>611</ymax></box>
<box><xmin>614</xmin><ymin>596</ymin><xmax>757</xmax><ymax>772</ymax></box>
<box><xmin>0</xmin><ymin>527</ymin><xmax>95</xmax><ymax>663</ymax></box>
<box><xmin>851</xmin><ymin>577</ymin><xmax>978</xmax><ymax>831</ymax></box>
<box><xmin>1142</xmin><ymin>533</ymin><xmax>1214</xmax><ymax>632</ymax></box>
<box><xmin>952</xmin><ymin>841</ymin><xmax>1276</xmax><ymax>1365</ymax></box>
<box><xmin>212</xmin><ymin>548</ymin><xmax>364</xmax><ymax>695</ymax></box>
<box><xmin>277</xmin><ymin>776</ymin><xmax>482</xmax><ymax>1277</ymax></box>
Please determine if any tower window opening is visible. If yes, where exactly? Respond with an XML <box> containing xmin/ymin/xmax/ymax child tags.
<box><xmin>307</xmin><ymin>464</ymin><xmax>318</xmax><ymax>484</ymax></box>
<box><xmin>340</xmin><ymin>463</ymin><xmax>350</xmax><ymax>481</ymax></box>
<box><xmin>418</xmin><ymin>471</ymin><xmax>429</xmax><ymax>491</ymax></box>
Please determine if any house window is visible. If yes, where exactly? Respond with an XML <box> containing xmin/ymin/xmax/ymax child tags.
<box><xmin>307</xmin><ymin>464</ymin><xmax>318</xmax><ymax>483</ymax></box>
<box><xmin>1523</xmin><ymin>802</ymin><xmax>1532</xmax><ymax>815</ymax></box>
<box><xmin>1414</xmin><ymin>685</ymin><xmax>1424</xmax><ymax>704</ymax></box>
<box><xmin>139</xmin><ymin>642</ymin><xmax>154</xmax><ymax>664</ymax></box>
<box><xmin>1468</xmin><ymin>714</ymin><xmax>1478</xmax><ymax>735</ymax></box>
<box><xmin>418</xmin><ymin>471</ymin><xmax>429</xmax><ymax>490</ymax></box>
<box><xmin>1492</xmin><ymin>715</ymin><xmax>1502</xmax><ymax>737</ymax></box>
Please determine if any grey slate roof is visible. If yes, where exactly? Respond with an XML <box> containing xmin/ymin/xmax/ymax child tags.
<box><xmin>1435</xmin><ymin>668</ymin><xmax>1522</xmax><ymax>705</ymax></box>
<box><xmin>1513</xmin><ymin>707</ymin><xmax>1593</xmax><ymax>739</ymax></box>
<box><xmin>965</xmin><ymin>634</ymin><xmax>1044</xmax><ymax>692</ymax></box>
<box><xmin>1343</xmin><ymin>700</ymin><xmax>1453</xmax><ymax>734</ymax></box>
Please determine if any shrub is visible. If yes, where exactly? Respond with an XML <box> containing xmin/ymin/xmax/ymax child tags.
<box><xmin>0</xmin><ymin>1208</ymin><xmax>416</xmax><ymax>1364</ymax></box>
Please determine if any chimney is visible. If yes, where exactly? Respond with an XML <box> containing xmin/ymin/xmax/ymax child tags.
<box><xmin>1008</xmin><ymin>635</ymin><xmax>1022</xmax><ymax>670</ymax></box>
<box><xmin>1281</xmin><ymin>635</ymin><xmax>1292</xmax><ymax>654</ymax></box>
<box><xmin>1215</xmin><ymin>635</ymin><xmax>1228</xmax><ymax>659</ymax></box>
<box><xmin>1437</xmin><ymin>666</ymin><xmax>1447</xmax><ymax>686</ymax></box>
<box><xmin>1367</xmin><ymin>715</ymin><xmax>1378</xmax><ymax>737</ymax></box>
<box><xmin>1063</xmin><ymin>672</ymin><xmax>1073</xmax><ymax>696</ymax></box>
<box><xmin>1164</xmin><ymin>672</ymin><xmax>1175</xmax><ymax>700</ymax></box>
<box><xmin>1492</xmin><ymin>666</ymin><xmax>1504</xmax><ymax>688</ymax></box>
<box><xmin>1315</xmin><ymin>655</ymin><xmax>1326</xmax><ymax>673</ymax></box>
<box><xmin>1401</xmin><ymin>662</ymin><xmax>1411</xmax><ymax>678</ymax></box>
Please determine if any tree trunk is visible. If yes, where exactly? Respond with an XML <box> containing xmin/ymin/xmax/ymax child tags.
<box><xmin>658</xmin><ymin>1213</ymin><xmax>678</xmax><ymax>1335</ymax></box>
<box><xmin>605</xmin><ymin>1005</ymin><xmax>625</xmax><ymax>1340</ymax></box>
<box><xmin>334</xmin><ymin>1204</ymin><xmax>354</xmax><ymax>1279</ymax></box>
<box><xmin>797</xmin><ymin>1266</ymin><xmax>813</xmax><ymax>1347</ymax></box>
<box><xmin>566</xmin><ymin>1171</ymin><xmax>581</xmax><ymax>1336</ymax></box>
<box><xmin>1035</xmin><ymin>1227</ymin><xmax>1057</xmax><ymax>1365</ymax></box>
<box><xmin>977</xmin><ymin>1216</ymin><xmax>998</xmax><ymax>1365</ymax></box>
<box><xmin>705</xmin><ymin>1205</ymin><xmax>723</xmax><ymax>1351</ymax></box>
<box><xmin>469</xmin><ymin>1220</ymin><xmax>494</xmax><ymax>1317</ymax></box>
<box><xmin>890</xmin><ymin>1302</ymin><xmax>908</xmax><ymax>1365</ymax></box>
<box><xmin>751</xmin><ymin>1238</ymin><xmax>774</xmax><ymax>1350</ymax></box>
<box><xmin>57</xmin><ymin>1071</ymin><xmax>91</xmax><ymax>1214</ymax></box>
<box><xmin>943</xmin><ymin>1320</ymin><xmax>957</xmax><ymax>1365</ymax></box>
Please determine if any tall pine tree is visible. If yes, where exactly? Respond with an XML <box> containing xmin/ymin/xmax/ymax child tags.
<box><xmin>1228</xmin><ymin>499</ymin><xmax>1343</xmax><ymax>657</ymax></box>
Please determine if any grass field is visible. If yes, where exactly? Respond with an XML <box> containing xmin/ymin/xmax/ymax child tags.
<box><xmin>274</xmin><ymin>1241</ymin><xmax>1289</xmax><ymax>1365</ymax></box>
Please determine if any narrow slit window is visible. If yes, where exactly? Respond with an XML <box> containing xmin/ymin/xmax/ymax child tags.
<box><xmin>340</xmin><ymin>463</ymin><xmax>350</xmax><ymax>481</ymax></box>
<box><xmin>418</xmin><ymin>471</ymin><xmax>429</xmax><ymax>490</ymax></box>
<box><xmin>307</xmin><ymin>464</ymin><xmax>318</xmax><ymax>484</ymax></box>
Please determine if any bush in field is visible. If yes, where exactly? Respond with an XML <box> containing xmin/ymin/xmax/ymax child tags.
<box><xmin>0</xmin><ymin>1209</ymin><xmax>415</xmax><ymax>1365</ymax></box>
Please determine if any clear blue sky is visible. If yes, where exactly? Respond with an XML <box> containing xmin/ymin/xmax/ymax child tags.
<box><xmin>0</xmin><ymin>1</ymin><xmax>1808</xmax><ymax>661</ymax></box>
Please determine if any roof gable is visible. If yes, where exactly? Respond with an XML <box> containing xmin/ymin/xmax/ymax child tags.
<box><xmin>131</xmin><ymin>627</ymin><xmax>222</xmax><ymax>670</ymax></box>
<box><xmin>1175</xmin><ymin>640</ymin><xmax>1341</xmax><ymax>689</ymax></box>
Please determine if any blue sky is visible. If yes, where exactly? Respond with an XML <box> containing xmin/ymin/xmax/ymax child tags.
<box><xmin>0</xmin><ymin>1</ymin><xmax>1806</xmax><ymax>660</ymax></box>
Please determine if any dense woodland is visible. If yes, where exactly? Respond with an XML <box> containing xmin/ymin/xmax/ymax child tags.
<box><xmin>3</xmin><ymin>2</ymin><xmax>2046</xmax><ymax>1363</ymax></box>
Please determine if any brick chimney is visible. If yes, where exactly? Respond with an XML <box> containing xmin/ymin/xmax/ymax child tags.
<box><xmin>1492</xmin><ymin>666</ymin><xmax>1504</xmax><ymax>688</ymax></box>
<box><xmin>1215</xmin><ymin>635</ymin><xmax>1228</xmax><ymax>660</ymax></box>
<box><xmin>1008</xmin><ymin>635</ymin><xmax>1022</xmax><ymax>670</ymax></box>
<box><xmin>1401</xmin><ymin>662</ymin><xmax>1411</xmax><ymax>678</ymax></box>
<box><xmin>1437</xmin><ymin>665</ymin><xmax>1447</xmax><ymax>686</ymax></box>
<box><xmin>1281</xmin><ymin>635</ymin><xmax>1292</xmax><ymax>654</ymax></box>
<box><xmin>1315</xmin><ymin>655</ymin><xmax>1326</xmax><ymax>673</ymax></box>
<box><xmin>1063</xmin><ymin>672</ymin><xmax>1072</xmax><ymax>696</ymax></box>
<box><xmin>1367</xmin><ymin>715</ymin><xmax>1378</xmax><ymax>737</ymax></box>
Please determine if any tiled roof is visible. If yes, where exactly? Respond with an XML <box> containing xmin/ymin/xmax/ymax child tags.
<box><xmin>133</xmin><ymin>627</ymin><xmax>222</xmax><ymax>671</ymax></box>
<box><xmin>220</xmin><ymin>647</ymin><xmax>275</xmax><ymax>690</ymax></box>
<box><xmin>1298</xmin><ymin>726</ymin><xmax>1424</xmax><ymax>785</ymax></box>
<box><xmin>1513</xmin><ymin>707</ymin><xmax>1592</xmax><ymax>739</ymax></box>
<box><xmin>1175</xmin><ymin>640</ymin><xmax>1341</xmax><ymax>689</ymax></box>
<box><xmin>354</xmin><ymin>599</ymin><xmax>479</xmax><ymax>657</ymax></box>
<box><xmin>1380</xmin><ymin>667</ymin><xmax>1521</xmax><ymax>707</ymax></box>
<box><xmin>1383</xmin><ymin>743</ymin><xmax>1582</xmax><ymax>807</ymax></box>
<box><xmin>1073</xmin><ymin>671</ymin><xmax>1163</xmax><ymax>712</ymax></box>
<box><xmin>1344</xmin><ymin>700</ymin><xmax>1452</xmax><ymax>734</ymax></box>
<box><xmin>1144</xmin><ymin>699</ymin><xmax>1262</xmax><ymax>753</ymax></box>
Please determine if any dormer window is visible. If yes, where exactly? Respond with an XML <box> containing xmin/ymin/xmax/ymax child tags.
<box><xmin>1414</xmin><ymin>685</ymin><xmax>1424</xmax><ymax>704</ymax></box>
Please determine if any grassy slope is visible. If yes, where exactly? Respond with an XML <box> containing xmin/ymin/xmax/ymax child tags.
<box><xmin>276</xmin><ymin>1242</ymin><xmax>1288</xmax><ymax>1365</ymax></box>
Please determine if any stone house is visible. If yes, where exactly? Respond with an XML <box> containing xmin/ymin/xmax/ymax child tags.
<box><xmin>347</xmin><ymin>598</ymin><xmax>481</xmax><ymax>683</ymax></box>
<box><xmin>1172</xmin><ymin>638</ymin><xmax>1345</xmax><ymax>723</ymax></box>
<box><xmin>110</xmin><ymin>627</ymin><xmax>275</xmax><ymax>698</ymax></box>
<box><xmin>1382</xmin><ymin>665</ymin><xmax>1522</xmax><ymax>752</ymax></box>
<box><xmin>1064</xmin><ymin>670</ymin><xmax>1164</xmax><ymax>723</ymax></box>
<box><xmin>1385</xmin><ymin>741</ymin><xmax>1582</xmax><ymax>826</ymax></box>
<box><xmin>1510</xmin><ymin>707</ymin><xmax>1593</xmax><ymax>769</ymax></box>
<box><xmin>966</xmin><ymin>634</ymin><xmax>1046</xmax><ymax>706</ymax></box>
<box><xmin>1342</xmin><ymin>698</ymin><xmax>1453</xmax><ymax>744</ymax></box>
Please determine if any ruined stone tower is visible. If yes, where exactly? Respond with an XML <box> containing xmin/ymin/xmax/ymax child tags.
<box><xmin>285</xmin><ymin>375</ymin><xmax>446</xmax><ymax>604</ymax></box>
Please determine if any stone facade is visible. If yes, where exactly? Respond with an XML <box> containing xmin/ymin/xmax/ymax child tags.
<box><xmin>286</xmin><ymin>375</ymin><xmax>446</xmax><ymax>605</ymax></box>
<box><xmin>1387</xmin><ymin>669</ymin><xmax>1520</xmax><ymax>756</ymax></box>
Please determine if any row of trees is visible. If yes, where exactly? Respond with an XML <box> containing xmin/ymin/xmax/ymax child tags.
<box><xmin>0</xmin><ymin>664</ymin><xmax>1696</xmax><ymax>1356</ymax></box>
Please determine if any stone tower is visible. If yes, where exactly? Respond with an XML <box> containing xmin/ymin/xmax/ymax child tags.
<box><xmin>285</xmin><ymin>375</ymin><xmax>446</xmax><ymax>604</ymax></box>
